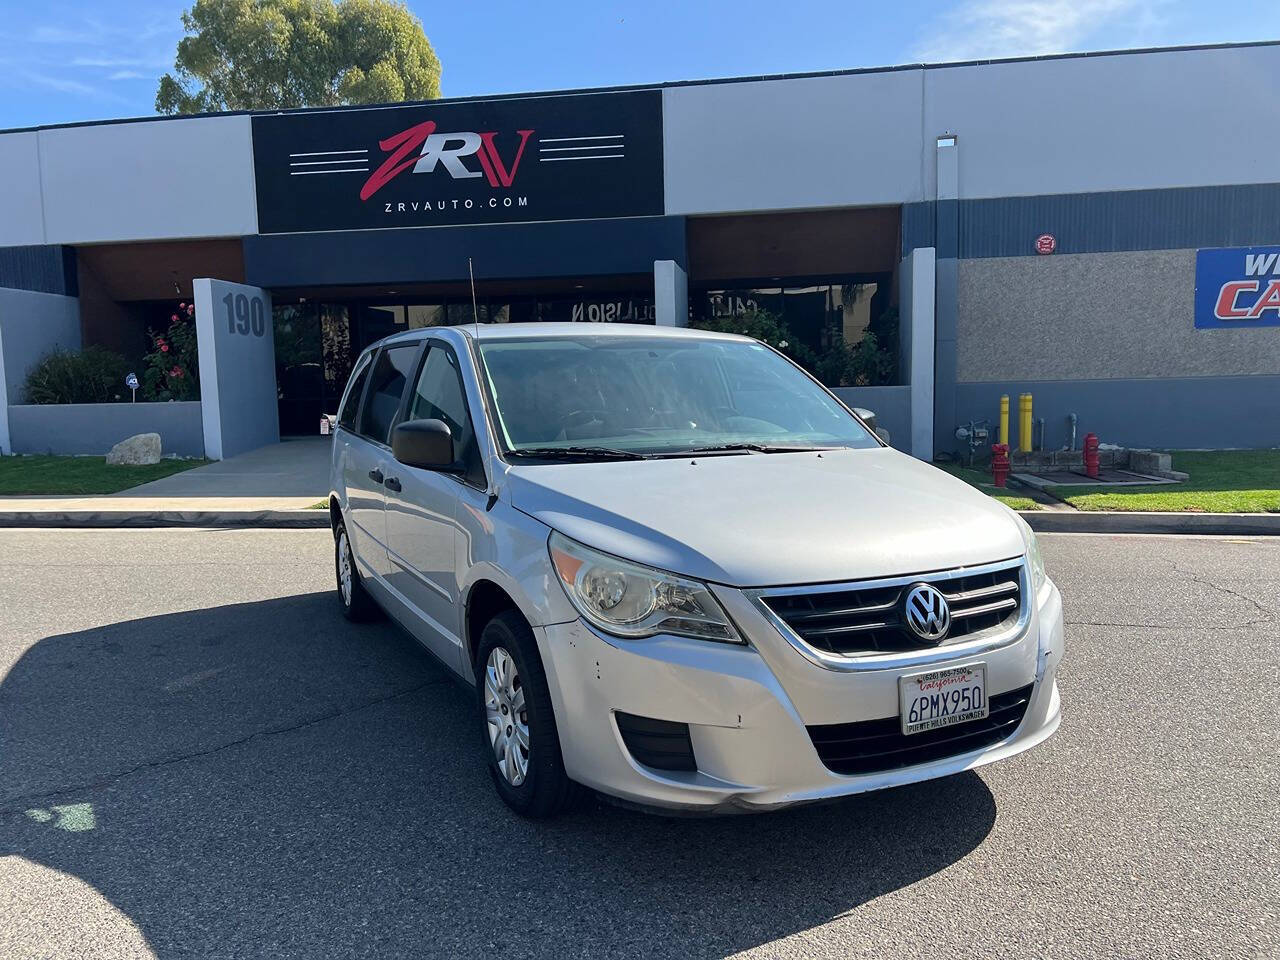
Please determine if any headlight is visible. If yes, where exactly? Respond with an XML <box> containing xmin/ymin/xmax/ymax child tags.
<box><xmin>548</xmin><ymin>532</ymin><xmax>742</xmax><ymax>643</ymax></box>
<box><xmin>1015</xmin><ymin>513</ymin><xmax>1048</xmax><ymax>594</ymax></box>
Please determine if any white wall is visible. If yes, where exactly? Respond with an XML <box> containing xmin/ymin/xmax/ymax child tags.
<box><xmin>663</xmin><ymin>44</ymin><xmax>1280</xmax><ymax>215</ymax></box>
<box><xmin>2</xmin><ymin>115</ymin><xmax>259</xmax><ymax>247</ymax></box>
<box><xmin>900</xmin><ymin>248</ymin><xmax>936</xmax><ymax>460</ymax></box>
<box><xmin>0</xmin><ymin>132</ymin><xmax>46</xmax><ymax>246</ymax></box>
<box><xmin>663</xmin><ymin>70</ymin><xmax>927</xmax><ymax>215</ymax></box>
<box><xmin>921</xmin><ymin>45</ymin><xmax>1280</xmax><ymax>200</ymax></box>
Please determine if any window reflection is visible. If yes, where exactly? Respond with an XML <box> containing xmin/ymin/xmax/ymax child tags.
<box><xmin>694</xmin><ymin>276</ymin><xmax>895</xmax><ymax>387</ymax></box>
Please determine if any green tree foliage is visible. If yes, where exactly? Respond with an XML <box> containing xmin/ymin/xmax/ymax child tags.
<box><xmin>23</xmin><ymin>348</ymin><xmax>131</xmax><ymax>404</ymax></box>
<box><xmin>156</xmin><ymin>0</ymin><xmax>441</xmax><ymax>114</ymax></box>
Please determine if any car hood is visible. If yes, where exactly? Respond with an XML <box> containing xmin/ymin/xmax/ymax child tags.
<box><xmin>504</xmin><ymin>447</ymin><xmax>1026</xmax><ymax>587</ymax></box>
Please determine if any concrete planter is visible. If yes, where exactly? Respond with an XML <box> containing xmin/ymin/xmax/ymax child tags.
<box><xmin>6</xmin><ymin>401</ymin><xmax>204</xmax><ymax>457</ymax></box>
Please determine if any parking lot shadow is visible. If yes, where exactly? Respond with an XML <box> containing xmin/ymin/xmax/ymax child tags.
<box><xmin>1</xmin><ymin>593</ymin><xmax>997</xmax><ymax>959</ymax></box>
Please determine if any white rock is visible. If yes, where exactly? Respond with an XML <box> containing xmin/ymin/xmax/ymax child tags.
<box><xmin>106</xmin><ymin>433</ymin><xmax>162</xmax><ymax>466</ymax></box>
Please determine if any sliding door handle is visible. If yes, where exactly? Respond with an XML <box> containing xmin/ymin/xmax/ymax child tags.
<box><xmin>368</xmin><ymin>468</ymin><xmax>384</xmax><ymax>484</ymax></box>
<box><xmin>384</xmin><ymin>477</ymin><xmax>402</xmax><ymax>493</ymax></box>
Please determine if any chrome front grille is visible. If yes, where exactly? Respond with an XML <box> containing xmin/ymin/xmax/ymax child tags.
<box><xmin>757</xmin><ymin>559</ymin><xmax>1025</xmax><ymax>658</ymax></box>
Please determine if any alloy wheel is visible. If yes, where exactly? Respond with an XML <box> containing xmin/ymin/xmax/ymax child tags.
<box><xmin>337</xmin><ymin>530</ymin><xmax>353</xmax><ymax>606</ymax></box>
<box><xmin>484</xmin><ymin>646</ymin><xmax>529</xmax><ymax>786</ymax></box>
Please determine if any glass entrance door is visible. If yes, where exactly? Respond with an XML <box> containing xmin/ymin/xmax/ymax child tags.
<box><xmin>274</xmin><ymin>303</ymin><xmax>356</xmax><ymax>435</ymax></box>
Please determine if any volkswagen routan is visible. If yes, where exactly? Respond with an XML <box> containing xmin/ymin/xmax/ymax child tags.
<box><xmin>328</xmin><ymin>323</ymin><xmax>1064</xmax><ymax>817</ymax></box>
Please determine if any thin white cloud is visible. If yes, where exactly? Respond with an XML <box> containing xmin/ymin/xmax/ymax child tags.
<box><xmin>17</xmin><ymin>69</ymin><xmax>129</xmax><ymax>102</ymax></box>
<box><xmin>108</xmin><ymin>70</ymin><xmax>147</xmax><ymax>81</ymax></box>
<box><xmin>916</xmin><ymin>0</ymin><xmax>1166</xmax><ymax>62</ymax></box>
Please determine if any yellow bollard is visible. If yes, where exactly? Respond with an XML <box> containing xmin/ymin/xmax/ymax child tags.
<box><xmin>998</xmin><ymin>395</ymin><xmax>1010</xmax><ymax>447</ymax></box>
<box><xmin>1019</xmin><ymin>393</ymin><xmax>1034</xmax><ymax>452</ymax></box>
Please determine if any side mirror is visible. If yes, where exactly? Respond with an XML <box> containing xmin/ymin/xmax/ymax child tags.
<box><xmin>392</xmin><ymin>418</ymin><xmax>456</xmax><ymax>471</ymax></box>
<box><xmin>852</xmin><ymin>406</ymin><xmax>879</xmax><ymax>433</ymax></box>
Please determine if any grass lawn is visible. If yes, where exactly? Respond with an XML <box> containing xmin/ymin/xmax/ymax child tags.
<box><xmin>0</xmin><ymin>455</ymin><xmax>208</xmax><ymax>496</ymax></box>
<box><xmin>1047</xmin><ymin>450</ymin><xmax>1280</xmax><ymax>513</ymax></box>
<box><xmin>939</xmin><ymin>463</ymin><xmax>1039</xmax><ymax>511</ymax></box>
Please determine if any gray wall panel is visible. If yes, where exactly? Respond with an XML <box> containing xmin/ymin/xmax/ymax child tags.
<box><xmin>663</xmin><ymin>71</ymin><xmax>926</xmax><ymax>215</ymax></box>
<box><xmin>955</xmin><ymin>377</ymin><xmax>1280</xmax><ymax>452</ymax></box>
<box><xmin>0</xmin><ymin>288</ymin><xmax>81</xmax><ymax>404</ymax></box>
<box><xmin>0</xmin><ymin>246</ymin><xmax>76</xmax><ymax>296</ymax></box>
<box><xmin>8</xmin><ymin>401</ymin><xmax>205</xmax><ymax>457</ymax></box>
<box><xmin>958</xmin><ymin>184</ymin><xmax>1280</xmax><ymax>258</ymax></box>
<box><xmin>833</xmin><ymin>386</ymin><xmax>911</xmax><ymax>451</ymax></box>
<box><xmin>956</xmin><ymin>250</ymin><xmax>1280</xmax><ymax>382</ymax></box>
<box><xmin>39</xmin><ymin>116</ymin><xmax>257</xmax><ymax>244</ymax></box>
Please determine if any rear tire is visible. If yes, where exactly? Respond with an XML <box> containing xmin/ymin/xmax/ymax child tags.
<box><xmin>335</xmin><ymin>519</ymin><xmax>379</xmax><ymax>622</ymax></box>
<box><xmin>475</xmin><ymin>610</ymin><xmax>580</xmax><ymax>818</ymax></box>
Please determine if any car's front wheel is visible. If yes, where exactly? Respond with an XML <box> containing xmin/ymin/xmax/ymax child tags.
<box><xmin>475</xmin><ymin>611</ymin><xmax>580</xmax><ymax>818</ymax></box>
<box><xmin>334</xmin><ymin>519</ymin><xmax>378</xmax><ymax>622</ymax></box>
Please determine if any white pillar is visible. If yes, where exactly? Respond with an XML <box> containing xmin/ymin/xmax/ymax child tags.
<box><xmin>653</xmin><ymin>260</ymin><xmax>688</xmax><ymax>327</ymax></box>
<box><xmin>193</xmin><ymin>278</ymin><xmax>279</xmax><ymax>460</ymax></box>
<box><xmin>900</xmin><ymin>247</ymin><xmax>936</xmax><ymax>460</ymax></box>
<box><xmin>0</xmin><ymin>327</ymin><xmax>9</xmax><ymax>455</ymax></box>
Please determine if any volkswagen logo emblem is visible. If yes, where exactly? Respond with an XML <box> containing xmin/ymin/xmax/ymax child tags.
<box><xmin>903</xmin><ymin>583</ymin><xmax>951</xmax><ymax>643</ymax></box>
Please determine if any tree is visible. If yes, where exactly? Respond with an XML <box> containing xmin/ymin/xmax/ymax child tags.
<box><xmin>156</xmin><ymin>0</ymin><xmax>441</xmax><ymax>115</ymax></box>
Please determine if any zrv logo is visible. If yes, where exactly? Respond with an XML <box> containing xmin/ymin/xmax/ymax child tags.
<box><xmin>250</xmin><ymin>89</ymin><xmax>664</xmax><ymax>233</ymax></box>
<box><xmin>360</xmin><ymin>122</ymin><xmax>534</xmax><ymax>200</ymax></box>
<box><xmin>1195</xmin><ymin>245</ymin><xmax>1280</xmax><ymax>329</ymax></box>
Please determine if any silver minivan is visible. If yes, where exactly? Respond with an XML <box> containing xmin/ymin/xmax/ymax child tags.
<box><xmin>328</xmin><ymin>323</ymin><xmax>1064</xmax><ymax>817</ymax></box>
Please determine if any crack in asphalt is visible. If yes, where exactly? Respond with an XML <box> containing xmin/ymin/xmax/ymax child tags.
<box><xmin>1064</xmin><ymin>557</ymin><xmax>1277</xmax><ymax>631</ymax></box>
<box><xmin>0</xmin><ymin>679</ymin><xmax>449</xmax><ymax>814</ymax></box>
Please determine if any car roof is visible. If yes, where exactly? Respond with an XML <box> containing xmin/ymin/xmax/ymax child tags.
<box><xmin>372</xmin><ymin>322</ymin><xmax>754</xmax><ymax>349</ymax></box>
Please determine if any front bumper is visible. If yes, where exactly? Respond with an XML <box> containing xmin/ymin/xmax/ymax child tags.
<box><xmin>537</xmin><ymin>576</ymin><xmax>1064</xmax><ymax>812</ymax></box>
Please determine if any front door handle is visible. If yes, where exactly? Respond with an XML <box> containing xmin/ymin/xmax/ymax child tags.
<box><xmin>384</xmin><ymin>476</ymin><xmax>402</xmax><ymax>493</ymax></box>
<box><xmin>368</xmin><ymin>468</ymin><xmax>384</xmax><ymax>484</ymax></box>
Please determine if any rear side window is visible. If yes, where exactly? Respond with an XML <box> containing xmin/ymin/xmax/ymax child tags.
<box><xmin>359</xmin><ymin>345</ymin><xmax>419</xmax><ymax>444</ymax></box>
<box><xmin>337</xmin><ymin>356</ymin><xmax>372</xmax><ymax>432</ymax></box>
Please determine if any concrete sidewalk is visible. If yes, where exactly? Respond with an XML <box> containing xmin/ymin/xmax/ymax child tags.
<box><xmin>0</xmin><ymin>437</ymin><xmax>332</xmax><ymax>527</ymax></box>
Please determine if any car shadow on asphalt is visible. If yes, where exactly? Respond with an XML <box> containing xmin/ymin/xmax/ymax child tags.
<box><xmin>1</xmin><ymin>592</ymin><xmax>997</xmax><ymax>959</ymax></box>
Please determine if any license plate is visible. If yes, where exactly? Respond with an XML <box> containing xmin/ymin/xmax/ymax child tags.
<box><xmin>899</xmin><ymin>663</ymin><xmax>987</xmax><ymax>736</ymax></box>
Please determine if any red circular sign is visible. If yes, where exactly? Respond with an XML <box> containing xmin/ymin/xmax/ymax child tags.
<box><xmin>1035</xmin><ymin>233</ymin><xmax>1057</xmax><ymax>255</ymax></box>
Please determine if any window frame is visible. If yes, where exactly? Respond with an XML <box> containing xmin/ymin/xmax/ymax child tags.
<box><xmin>335</xmin><ymin>349</ymin><xmax>375</xmax><ymax>436</ymax></box>
<box><xmin>355</xmin><ymin>340</ymin><xmax>427</xmax><ymax>449</ymax></box>
<box><xmin>403</xmin><ymin>337</ymin><xmax>489</xmax><ymax>490</ymax></box>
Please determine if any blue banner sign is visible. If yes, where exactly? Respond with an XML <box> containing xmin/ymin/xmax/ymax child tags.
<box><xmin>1195</xmin><ymin>245</ymin><xmax>1280</xmax><ymax>329</ymax></box>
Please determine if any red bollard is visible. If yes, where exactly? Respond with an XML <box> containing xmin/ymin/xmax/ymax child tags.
<box><xmin>991</xmin><ymin>443</ymin><xmax>1010</xmax><ymax>488</ymax></box>
<box><xmin>1083</xmin><ymin>433</ymin><xmax>1100</xmax><ymax>479</ymax></box>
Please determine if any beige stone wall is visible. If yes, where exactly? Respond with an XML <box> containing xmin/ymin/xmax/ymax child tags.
<box><xmin>956</xmin><ymin>249</ymin><xmax>1280</xmax><ymax>382</ymax></box>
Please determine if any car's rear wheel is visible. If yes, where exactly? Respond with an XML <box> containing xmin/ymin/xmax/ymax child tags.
<box><xmin>475</xmin><ymin>611</ymin><xmax>580</xmax><ymax>818</ymax></box>
<box><xmin>335</xmin><ymin>519</ymin><xmax>378</xmax><ymax>622</ymax></box>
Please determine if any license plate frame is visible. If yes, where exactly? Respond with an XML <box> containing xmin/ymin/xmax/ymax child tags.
<box><xmin>899</xmin><ymin>663</ymin><xmax>988</xmax><ymax>736</ymax></box>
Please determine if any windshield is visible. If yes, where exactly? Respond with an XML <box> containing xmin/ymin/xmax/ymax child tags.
<box><xmin>476</xmin><ymin>335</ymin><xmax>879</xmax><ymax>457</ymax></box>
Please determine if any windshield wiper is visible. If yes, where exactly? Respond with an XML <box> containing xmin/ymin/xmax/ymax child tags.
<box><xmin>662</xmin><ymin>443</ymin><xmax>844</xmax><ymax>456</ymax></box>
<box><xmin>507</xmin><ymin>445</ymin><xmax>650</xmax><ymax>461</ymax></box>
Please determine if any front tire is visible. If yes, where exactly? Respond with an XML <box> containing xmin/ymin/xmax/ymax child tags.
<box><xmin>334</xmin><ymin>519</ymin><xmax>378</xmax><ymax>622</ymax></box>
<box><xmin>475</xmin><ymin>611</ymin><xmax>580</xmax><ymax>818</ymax></box>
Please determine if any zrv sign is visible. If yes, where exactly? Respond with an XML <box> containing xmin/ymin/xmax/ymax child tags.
<box><xmin>1195</xmin><ymin>245</ymin><xmax>1280</xmax><ymax>329</ymax></box>
<box><xmin>251</xmin><ymin>90</ymin><xmax>664</xmax><ymax>234</ymax></box>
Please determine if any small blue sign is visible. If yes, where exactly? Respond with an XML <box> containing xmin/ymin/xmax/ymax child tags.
<box><xmin>1195</xmin><ymin>245</ymin><xmax>1280</xmax><ymax>329</ymax></box>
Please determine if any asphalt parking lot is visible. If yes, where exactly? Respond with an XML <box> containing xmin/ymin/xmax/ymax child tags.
<box><xmin>1</xmin><ymin>529</ymin><xmax>1276</xmax><ymax>959</ymax></box>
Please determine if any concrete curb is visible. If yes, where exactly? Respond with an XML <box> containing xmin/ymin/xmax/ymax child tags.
<box><xmin>1021</xmin><ymin>510</ymin><xmax>1280</xmax><ymax>536</ymax></box>
<box><xmin>2</xmin><ymin>508</ymin><xmax>1275</xmax><ymax>536</ymax></box>
<box><xmin>0</xmin><ymin>510</ymin><xmax>331</xmax><ymax>529</ymax></box>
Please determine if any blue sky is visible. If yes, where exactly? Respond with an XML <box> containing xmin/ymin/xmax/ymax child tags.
<box><xmin>2</xmin><ymin>0</ymin><xmax>1278</xmax><ymax>128</ymax></box>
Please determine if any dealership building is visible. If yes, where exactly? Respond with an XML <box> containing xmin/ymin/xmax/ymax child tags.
<box><xmin>0</xmin><ymin>41</ymin><xmax>1277</xmax><ymax>461</ymax></box>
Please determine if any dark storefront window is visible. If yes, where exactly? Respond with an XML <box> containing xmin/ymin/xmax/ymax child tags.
<box><xmin>272</xmin><ymin>286</ymin><xmax>655</xmax><ymax>431</ymax></box>
<box><xmin>693</xmin><ymin>277</ymin><xmax>897</xmax><ymax>387</ymax></box>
